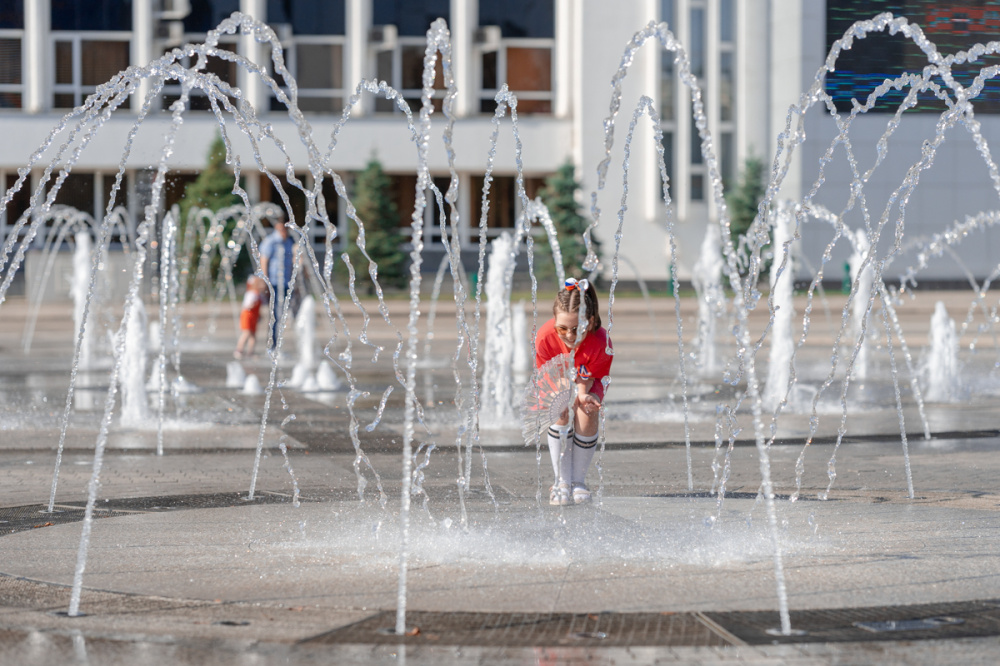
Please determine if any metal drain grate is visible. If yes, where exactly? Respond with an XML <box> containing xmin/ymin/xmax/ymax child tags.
<box><xmin>303</xmin><ymin>601</ymin><xmax>1000</xmax><ymax>648</ymax></box>
<box><xmin>0</xmin><ymin>505</ymin><xmax>133</xmax><ymax>537</ymax></box>
<box><xmin>854</xmin><ymin>616</ymin><xmax>964</xmax><ymax>633</ymax></box>
<box><xmin>0</xmin><ymin>492</ymin><xmax>299</xmax><ymax>537</ymax></box>
<box><xmin>705</xmin><ymin>599</ymin><xmax>1000</xmax><ymax>645</ymax></box>
<box><xmin>302</xmin><ymin>611</ymin><xmax>730</xmax><ymax>647</ymax></box>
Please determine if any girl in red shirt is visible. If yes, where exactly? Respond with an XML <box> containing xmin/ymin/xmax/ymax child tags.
<box><xmin>535</xmin><ymin>278</ymin><xmax>613</xmax><ymax>505</ymax></box>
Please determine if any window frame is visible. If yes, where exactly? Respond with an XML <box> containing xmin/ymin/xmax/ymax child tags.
<box><xmin>158</xmin><ymin>33</ymin><xmax>240</xmax><ymax>112</ymax></box>
<box><xmin>687</xmin><ymin>0</ymin><xmax>707</xmax><ymax>201</ymax></box>
<box><xmin>0</xmin><ymin>29</ymin><xmax>24</xmax><ymax>109</ymax></box>
<box><xmin>271</xmin><ymin>30</ymin><xmax>348</xmax><ymax>115</ymax></box>
<box><xmin>50</xmin><ymin>29</ymin><xmax>131</xmax><ymax>110</ymax></box>
<box><xmin>717</xmin><ymin>1</ymin><xmax>737</xmax><ymax>189</ymax></box>
<box><xmin>468</xmin><ymin>173</ymin><xmax>548</xmax><ymax>243</ymax></box>
<box><xmin>479</xmin><ymin>35</ymin><xmax>555</xmax><ymax>115</ymax></box>
<box><xmin>372</xmin><ymin>34</ymin><xmax>447</xmax><ymax>115</ymax></box>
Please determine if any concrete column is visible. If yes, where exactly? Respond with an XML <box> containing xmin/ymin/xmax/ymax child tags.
<box><xmin>243</xmin><ymin>169</ymin><xmax>261</xmax><ymax>208</ymax></box>
<box><xmin>642</xmin><ymin>0</ymin><xmax>660</xmax><ymax>221</ymax></box>
<box><xmin>675</xmin><ymin>0</ymin><xmax>690</xmax><ymax>224</ymax></box>
<box><xmin>569</xmin><ymin>0</ymin><xmax>584</xmax><ymax>170</ymax></box>
<box><xmin>450</xmin><ymin>0</ymin><xmax>475</xmax><ymax>117</ymax></box>
<box><xmin>705</xmin><ymin>0</ymin><xmax>719</xmax><ymax>221</ymax></box>
<box><xmin>240</xmin><ymin>0</ymin><xmax>267</xmax><ymax>115</ymax></box>
<box><xmin>345</xmin><ymin>0</ymin><xmax>370</xmax><ymax>116</ymax></box>
<box><xmin>768</xmin><ymin>0</ymin><xmax>804</xmax><ymax>201</ymax></box>
<box><xmin>738</xmin><ymin>0</ymin><xmax>769</xmax><ymax>164</ymax></box>
<box><xmin>554</xmin><ymin>0</ymin><xmax>571</xmax><ymax>119</ymax></box>
<box><xmin>133</xmin><ymin>0</ymin><xmax>156</xmax><ymax>114</ymax></box>
<box><xmin>24</xmin><ymin>0</ymin><xmax>50</xmax><ymax>114</ymax></box>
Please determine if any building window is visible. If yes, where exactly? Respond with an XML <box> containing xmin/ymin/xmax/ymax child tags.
<box><xmin>374</xmin><ymin>0</ymin><xmax>449</xmax><ymax>37</ymax></box>
<box><xmin>374</xmin><ymin>40</ymin><xmax>446</xmax><ymax>113</ymax></box>
<box><xmin>268</xmin><ymin>0</ymin><xmax>345</xmax><ymax>35</ymax></box>
<box><xmin>720</xmin><ymin>0</ymin><xmax>734</xmax><ymax>42</ymax></box>
<box><xmin>660</xmin><ymin>0</ymin><xmax>737</xmax><ymax>206</ymax></box>
<box><xmin>268</xmin><ymin>1</ymin><xmax>346</xmax><ymax>114</ymax></box>
<box><xmin>318</xmin><ymin>176</ymin><xmax>341</xmax><ymax>242</ymax></box>
<box><xmin>659</xmin><ymin>0</ymin><xmax>676</xmax><ymax>202</ymax></box>
<box><xmin>0</xmin><ymin>34</ymin><xmax>22</xmax><ymax>109</ymax></box>
<box><xmin>470</xmin><ymin>174</ymin><xmax>547</xmax><ymax>240</ymax></box>
<box><xmin>659</xmin><ymin>132</ymin><xmax>674</xmax><ymax>202</ymax></box>
<box><xmin>1</xmin><ymin>172</ymin><xmax>32</xmax><ymax>241</ymax></box>
<box><xmin>0</xmin><ymin>3</ymin><xmax>22</xmax><ymax>108</ymax></box>
<box><xmin>720</xmin><ymin>51</ymin><xmax>734</xmax><ymax>121</ymax></box>
<box><xmin>270</xmin><ymin>37</ymin><xmax>346</xmax><ymax>114</ymax></box>
<box><xmin>160</xmin><ymin>0</ymin><xmax>241</xmax><ymax>111</ymax></box>
<box><xmin>718</xmin><ymin>0</ymin><xmax>736</xmax><ymax>188</ymax></box>
<box><xmin>51</xmin><ymin>172</ymin><xmax>94</xmax><ymax>213</ymax></box>
<box><xmin>160</xmin><ymin>40</ymin><xmax>239</xmax><ymax>112</ymax></box>
<box><xmin>690</xmin><ymin>173</ymin><xmax>704</xmax><ymax>201</ymax></box>
<box><xmin>49</xmin><ymin>1</ymin><xmax>132</xmax><ymax>110</ymax></box>
<box><xmin>478</xmin><ymin>0</ymin><xmax>554</xmax><ymax>115</ymax></box>
<box><xmin>51</xmin><ymin>0</ymin><xmax>132</xmax><ymax>32</ymax></box>
<box><xmin>102</xmin><ymin>172</ymin><xmax>129</xmax><ymax>215</ymax></box>
<box><xmin>259</xmin><ymin>172</ymin><xmax>308</xmax><ymax>229</ymax></box>
<box><xmin>688</xmin><ymin>1</ymin><xmax>706</xmax><ymax>200</ymax></box>
<box><xmin>720</xmin><ymin>131</ymin><xmax>734</xmax><ymax>189</ymax></box>
<box><xmin>180</xmin><ymin>0</ymin><xmax>239</xmax><ymax>33</ymax></box>
<box><xmin>689</xmin><ymin>5</ymin><xmax>705</xmax><ymax>80</ymax></box>
<box><xmin>372</xmin><ymin>0</ymin><xmax>450</xmax><ymax>114</ymax></box>
<box><xmin>386</xmin><ymin>174</ymin><xmax>453</xmax><ymax>247</ymax></box>
<box><xmin>52</xmin><ymin>35</ymin><xmax>131</xmax><ymax>109</ymax></box>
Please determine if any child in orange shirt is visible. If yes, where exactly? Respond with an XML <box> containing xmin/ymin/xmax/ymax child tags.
<box><xmin>534</xmin><ymin>278</ymin><xmax>613</xmax><ymax>505</ymax></box>
<box><xmin>234</xmin><ymin>276</ymin><xmax>266</xmax><ymax>359</ymax></box>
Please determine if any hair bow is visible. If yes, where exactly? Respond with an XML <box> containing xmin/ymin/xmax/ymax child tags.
<box><xmin>564</xmin><ymin>277</ymin><xmax>589</xmax><ymax>292</ymax></box>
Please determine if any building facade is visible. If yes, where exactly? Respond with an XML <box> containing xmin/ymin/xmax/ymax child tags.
<box><xmin>1</xmin><ymin>0</ymin><xmax>998</xmax><ymax>284</ymax></box>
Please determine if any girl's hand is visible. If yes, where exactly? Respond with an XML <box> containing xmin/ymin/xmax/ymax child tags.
<box><xmin>576</xmin><ymin>391</ymin><xmax>601</xmax><ymax>415</ymax></box>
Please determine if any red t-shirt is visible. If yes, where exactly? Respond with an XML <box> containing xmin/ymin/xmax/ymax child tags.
<box><xmin>535</xmin><ymin>318</ymin><xmax>613</xmax><ymax>400</ymax></box>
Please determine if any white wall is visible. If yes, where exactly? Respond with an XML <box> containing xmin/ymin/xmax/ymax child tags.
<box><xmin>578</xmin><ymin>0</ymin><xmax>670</xmax><ymax>282</ymax></box>
<box><xmin>795</xmin><ymin>5</ymin><xmax>1000</xmax><ymax>284</ymax></box>
<box><xmin>0</xmin><ymin>113</ymin><xmax>571</xmax><ymax>177</ymax></box>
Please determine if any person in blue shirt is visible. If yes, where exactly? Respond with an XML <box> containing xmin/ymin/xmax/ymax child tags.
<box><xmin>258</xmin><ymin>220</ymin><xmax>300</xmax><ymax>351</ymax></box>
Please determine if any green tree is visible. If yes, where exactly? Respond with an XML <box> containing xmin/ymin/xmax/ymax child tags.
<box><xmin>346</xmin><ymin>157</ymin><xmax>407</xmax><ymax>291</ymax></box>
<box><xmin>180</xmin><ymin>135</ymin><xmax>242</xmax><ymax>223</ymax></box>
<box><xmin>179</xmin><ymin>135</ymin><xmax>244</xmax><ymax>288</ymax></box>
<box><xmin>724</xmin><ymin>155</ymin><xmax>769</xmax><ymax>276</ymax></box>
<box><xmin>537</xmin><ymin>160</ymin><xmax>599</xmax><ymax>282</ymax></box>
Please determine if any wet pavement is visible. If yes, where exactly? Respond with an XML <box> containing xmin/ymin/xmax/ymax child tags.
<box><xmin>1</xmin><ymin>292</ymin><xmax>1000</xmax><ymax>664</ymax></box>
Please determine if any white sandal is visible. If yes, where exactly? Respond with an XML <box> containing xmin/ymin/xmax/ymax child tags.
<box><xmin>549</xmin><ymin>483</ymin><xmax>571</xmax><ymax>506</ymax></box>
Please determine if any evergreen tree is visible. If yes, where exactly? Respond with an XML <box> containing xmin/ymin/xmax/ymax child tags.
<box><xmin>724</xmin><ymin>155</ymin><xmax>769</xmax><ymax>276</ymax></box>
<box><xmin>537</xmin><ymin>160</ymin><xmax>599</xmax><ymax>282</ymax></box>
<box><xmin>179</xmin><ymin>134</ymin><xmax>242</xmax><ymax>229</ymax></box>
<box><xmin>179</xmin><ymin>135</ymin><xmax>244</xmax><ymax>286</ymax></box>
<box><xmin>347</xmin><ymin>157</ymin><xmax>407</xmax><ymax>291</ymax></box>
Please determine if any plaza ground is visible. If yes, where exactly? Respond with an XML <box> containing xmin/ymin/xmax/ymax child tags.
<box><xmin>1</xmin><ymin>292</ymin><xmax>999</xmax><ymax>664</ymax></box>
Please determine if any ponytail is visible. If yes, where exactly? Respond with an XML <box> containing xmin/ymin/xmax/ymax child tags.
<box><xmin>553</xmin><ymin>277</ymin><xmax>601</xmax><ymax>329</ymax></box>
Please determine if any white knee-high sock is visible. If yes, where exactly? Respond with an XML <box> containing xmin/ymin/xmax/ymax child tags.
<box><xmin>571</xmin><ymin>431</ymin><xmax>599</xmax><ymax>485</ymax></box>
<box><xmin>546</xmin><ymin>424</ymin><xmax>573</xmax><ymax>485</ymax></box>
